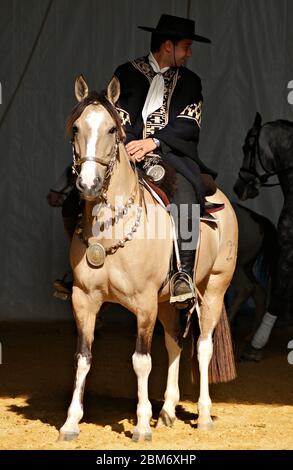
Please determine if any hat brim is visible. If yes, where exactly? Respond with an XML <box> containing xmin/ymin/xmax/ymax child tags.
<box><xmin>138</xmin><ymin>26</ymin><xmax>211</xmax><ymax>43</ymax></box>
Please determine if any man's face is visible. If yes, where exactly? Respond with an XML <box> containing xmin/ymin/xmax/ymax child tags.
<box><xmin>172</xmin><ymin>39</ymin><xmax>193</xmax><ymax>66</ymax></box>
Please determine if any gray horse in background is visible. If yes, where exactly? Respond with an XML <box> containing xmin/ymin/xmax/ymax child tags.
<box><xmin>233</xmin><ymin>112</ymin><xmax>293</xmax><ymax>359</ymax></box>
<box><xmin>228</xmin><ymin>203</ymin><xmax>278</xmax><ymax>346</ymax></box>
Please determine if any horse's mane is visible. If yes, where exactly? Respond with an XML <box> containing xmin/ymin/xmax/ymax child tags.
<box><xmin>66</xmin><ymin>91</ymin><xmax>124</xmax><ymax>140</ymax></box>
<box><xmin>268</xmin><ymin>119</ymin><xmax>293</xmax><ymax>128</ymax></box>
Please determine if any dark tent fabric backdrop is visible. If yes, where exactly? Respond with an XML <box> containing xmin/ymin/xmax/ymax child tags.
<box><xmin>0</xmin><ymin>0</ymin><xmax>292</xmax><ymax>319</ymax></box>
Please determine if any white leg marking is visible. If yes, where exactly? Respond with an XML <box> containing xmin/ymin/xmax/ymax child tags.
<box><xmin>197</xmin><ymin>336</ymin><xmax>213</xmax><ymax>423</ymax></box>
<box><xmin>162</xmin><ymin>332</ymin><xmax>181</xmax><ymax>419</ymax></box>
<box><xmin>60</xmin><ymin>355</ymin><xmax>90</xmax><ymax>434</ymax></box>
<box><xmin>132</xmin><ymin>352</ymin><xmax>152</xmax><ymax>434</ymax></box>
<box><xmin>251</xmin><ymin>312</ymin><xmax>277</xmax><ymax>349</ymax></box>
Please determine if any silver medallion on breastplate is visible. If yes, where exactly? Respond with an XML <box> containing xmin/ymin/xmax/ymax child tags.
<box><xmin>86</xmin><ymin>242</ymin><xmax>106</xmax><ymax>267</ymax></box>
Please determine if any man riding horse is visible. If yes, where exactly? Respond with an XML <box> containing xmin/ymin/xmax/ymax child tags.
<box><xmin>48</xmin><ymin>14</ymin><xmax>222</xmax><ymax>307</ymax></box>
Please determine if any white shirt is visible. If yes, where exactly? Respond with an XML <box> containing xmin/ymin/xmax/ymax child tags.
<box><xmin>141</xmin><ymin>52</ymin><xmax>170</xmax><ymax>124</ymax></box>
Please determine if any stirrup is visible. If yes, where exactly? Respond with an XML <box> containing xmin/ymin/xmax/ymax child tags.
<box><xmin>204</xmin><ymin>201</ymin><xmax>225</xmax><ymax>213</ymax></box>
<box><xmin>200</xmin><ymin>212</ymin><xmax>218</xmax><ymax>223</ymax></box>
<box><xmin>170</xmin><ymin>271</ymin><xmax>196</xmax><ymax>309</ymax></box>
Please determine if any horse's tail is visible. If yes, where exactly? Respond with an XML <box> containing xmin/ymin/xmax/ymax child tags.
<box><xmin>191</xmin><ymin>304</ymin><xmax>237</xmax><ymax>384</ymax></box>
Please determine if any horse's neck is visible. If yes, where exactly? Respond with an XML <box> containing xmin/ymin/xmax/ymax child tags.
<box><xmin>261</xmin><ymin>124</ymin><xmax>293</xmax><ymax>197</ymax></box>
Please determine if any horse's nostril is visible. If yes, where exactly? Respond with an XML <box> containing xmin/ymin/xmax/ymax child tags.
<box><xmin>76</xmin><ymin>176</ymin><xmax>85</xmax><ymax>192</ymax></box>
<box><xmin>93</xmin><ymin>177</ymin><xmax>102</xmax><ymax>189</ymax></box>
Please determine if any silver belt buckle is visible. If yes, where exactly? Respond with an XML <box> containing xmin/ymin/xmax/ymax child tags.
<box><xmin>143</xmin><ymin>153</ymin><xmax>165</xmax><ymax>183</ymax></box>
<box><xmin>146</xmin><ymin>164</ymin><xmax>165</xmax><ymax>182</ymax></box>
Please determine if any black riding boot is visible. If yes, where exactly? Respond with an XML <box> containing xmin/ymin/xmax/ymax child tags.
<box><xmin>170</xmin><ymin>211</ymin><xmax>198</xmax><ymax>309</ymax></box>
<box><xmin>171</xmin><ymin>249</ymin><xmax>197</xmax><ymax>309</ymax></box>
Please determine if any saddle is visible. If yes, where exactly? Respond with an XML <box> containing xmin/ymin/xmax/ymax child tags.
<box><xmin>141</xmin><ymin>171</ymin><xmax>225</xmax><ymax>216</ymax></box>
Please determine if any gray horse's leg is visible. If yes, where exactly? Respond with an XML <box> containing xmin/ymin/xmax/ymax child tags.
<box><xmin>157</xmin><ymin>303</ymin><xmax>182</xmax><ymax>427</ymax></box>
<box><xmin>250</xmin><ymin>280</ymin><xmax>267</xmax><ymax>336</ymax></box>
<box><xmin>132</xmin><ymin>298</ymin><xmax>158</xmax><ymax>442</ymax></box>
<box><xmin>228</xmin><ymin>268</ymin><xmax>254</xmax><ymax>324</ymax></box>
<box><xmin>59</xmin><ymin>288</ymin><xmax>101</xmax><ymax>441</ymax></box>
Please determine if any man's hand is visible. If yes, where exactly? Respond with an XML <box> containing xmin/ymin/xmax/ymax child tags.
<box><xmin>126</xmin><ymin>138</ymin><xmax>156</xmax><ymax>162</ymax></box>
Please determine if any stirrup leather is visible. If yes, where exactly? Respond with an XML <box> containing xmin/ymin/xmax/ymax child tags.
<box><xmin>170</xmin><ymin>271</ymin><xmax>196</xmax><ymax>305</ymax></box>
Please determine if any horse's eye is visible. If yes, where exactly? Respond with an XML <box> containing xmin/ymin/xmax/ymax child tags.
<box><xmin>109</xmin><ymin>126</ymin><xmax>117</xmax><ymax>134</ymax></box>
<box><xmin>72</xmin><ymin>126</ymin><xmax>78</xmax><ymax>135</ymax></box>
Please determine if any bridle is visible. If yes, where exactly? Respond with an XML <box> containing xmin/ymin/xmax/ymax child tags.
<box><xmin>238</xmin><ymin>126</ymin><xmax>280</xmax><ymax>188</ymax></box>
<box><xmin>69</xmin><ymin>104</ymin><xmax>143</xmax><ymax>260</ymax></box>
<box><xmin>71</xmin><ymin>130</ymin><xmax>120</xmax><ymax>196</ymax></box>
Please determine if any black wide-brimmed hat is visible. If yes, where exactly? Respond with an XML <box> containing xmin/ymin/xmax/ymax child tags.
<box><xmin>138</xmin><ymin>14</ymin><xmax>211</xmax><ymax>43</ymax></box>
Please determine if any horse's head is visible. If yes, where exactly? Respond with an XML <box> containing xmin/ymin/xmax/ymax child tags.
<box><xmin>233</xmin><ymin>112</ymin><xmax>263</xmax><ymax>200</ymax></box>
<box><xmin>67</xmin><ymin>75</ymin><xmax>124</xmax><ymax>200</ymax></box>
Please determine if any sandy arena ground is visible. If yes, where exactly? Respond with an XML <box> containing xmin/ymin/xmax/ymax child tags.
<box><xmin>0</xmin><ymin>309</ymin><xmax>293</xmax><ymax>450</ymax></box>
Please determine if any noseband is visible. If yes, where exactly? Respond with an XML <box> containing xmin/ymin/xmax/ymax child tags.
<box><xmin>72</xmin><ymin>129</ymin><xmax>120</xmax><ymax>173</ymax></box>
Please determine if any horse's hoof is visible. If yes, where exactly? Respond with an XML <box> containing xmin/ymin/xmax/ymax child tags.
<box><xmin>157</xmin><ymin>410</ymin><xmax>175</xmax><ymax>427</ymax></box>
<box><xmin>240</xmin><ymin>345</ymin><xmax>262</xmax><ymax>362</ymax></box>
<box><xmin>58</xmin><ymin>431</ymin><xmax>79</xmax><ymax>441</ymax></box>
<box><xmin>197</xmin><ymin>420</ymin><xmax>213</xmax><ymax>431</ymax></box>
<box><xmin>132</xmin><ymin>429</ymin><xmax>152</xmax><ymax>442</ymax></box>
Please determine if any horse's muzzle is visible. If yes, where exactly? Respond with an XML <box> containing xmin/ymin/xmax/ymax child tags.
<box><xmin>76</xmin><ymin>176</ymin><xmax>102</xmax><ymax>199</ymax></box>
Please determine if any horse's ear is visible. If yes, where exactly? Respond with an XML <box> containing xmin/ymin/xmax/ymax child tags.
<box><xmin>106</xmin><ymin>76</ymin><xmax>120</xmax><ymax>105</ymax></box>
<box><xmin>253</xmin><ymin>112</ymin><xmax>262</xmax><ymax>130</ymax></box>
<box><xmin>75</xmin><ymin>74</ymin><xmax>89</xmax><ymax>102</ymax></box>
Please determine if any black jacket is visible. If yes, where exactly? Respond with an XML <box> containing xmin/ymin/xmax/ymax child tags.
<box><xmin>114</xmin><ymin>57</ymin><xmax>217</xmax><ymax>181</ymax></box>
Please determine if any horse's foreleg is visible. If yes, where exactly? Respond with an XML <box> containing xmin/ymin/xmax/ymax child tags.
<box><xmin>157</xmin><ymin>303</ymin><xmax>182</xmax><ymax>427</ymax></box>
<box><xmin>250</xmin><ymin>281</ymin><xmax>267</xmax><ymax>337</ymax></box>
<box><xmin>59</xmin><ymin>288</ymin><xmax>100</xmax><ymax>441</ymax></box>
<box><xmin>228</xmin><ymin>268</ymin><xmax>254</xmax><ymax>324</ymax></box>
<box><xmin>132</xmin><ymin>301</ymin><xmax>157</xmax><ymax>442</ymax></box>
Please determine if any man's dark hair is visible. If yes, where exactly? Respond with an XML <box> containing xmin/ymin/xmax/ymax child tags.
<box><xmin>150</xmin><ymin>33</ymin><xmax>179</xmax><ymax>52</ymax></box>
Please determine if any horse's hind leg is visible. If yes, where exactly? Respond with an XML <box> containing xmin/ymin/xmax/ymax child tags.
<box><xmin>197</xmin><ymin>278</ymin><xmax>225</xmax><ymax>430</ymax></box>
<box><xmin>157</xmin><ymin>302</ymin><xmax>182</xmax><ymax>427</ymax></box>
<box><xmin>132</xmin><ymin>297</ymin><xmax>158</xmax><ymax>442</ymax></box>
<box><xmin>59</xmin><ymin>288</ymin><xmax>100</xmax><ymax>441</ymax></box>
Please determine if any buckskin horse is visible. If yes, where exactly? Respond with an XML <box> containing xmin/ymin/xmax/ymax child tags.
<box><xmin>234</xmin><ymin>112</ymin><xmax>293</xmax><ymax>354</ymax></box>
<box><xmin>59</xmin><ymin>75</ymin><xmax>238</xmax><ymax>442</ymax></box>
